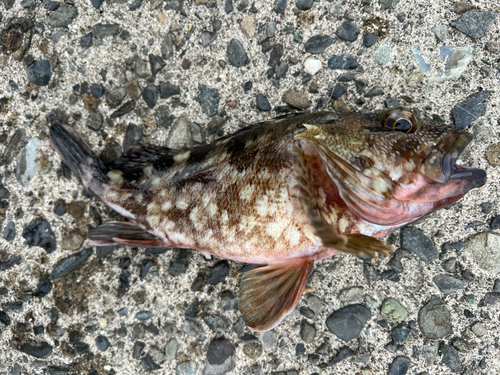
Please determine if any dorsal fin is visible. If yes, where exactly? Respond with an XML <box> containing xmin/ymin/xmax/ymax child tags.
<box><xmin>106</xmin><ymin>144</ymin><xmax>178</xmax><ymax>170</ymax></box>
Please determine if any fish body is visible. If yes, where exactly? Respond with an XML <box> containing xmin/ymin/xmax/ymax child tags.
<box><xmin>48</xmin><ymin>108</ymin><xmax>486</xmax><ymax>331</ymax></box>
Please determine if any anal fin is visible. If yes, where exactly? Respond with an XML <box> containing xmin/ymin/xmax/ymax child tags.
<box><xmin>294</xmin><ymin>140</ymin><xmax>392</xmax><ymax>258</ymax></box>
<box><xmin>88</xmin><ymin>221</ymin><xmax>166</xmax><ymax>247</ymax></box>
<box><xmin>239</xmin><ymin>259</ymin><xmax>314</xmax><ymax>332</ymax></box>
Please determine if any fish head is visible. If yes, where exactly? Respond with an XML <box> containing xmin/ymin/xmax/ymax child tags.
<box><xmin>297</xmin><ymin>107</ymin><xmax>486</xmax><ymax>227</ymax></box>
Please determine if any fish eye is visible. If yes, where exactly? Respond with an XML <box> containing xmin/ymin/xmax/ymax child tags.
<box><xmin>378</xmin><ymin>108</ymin><xmax>420</xmax><ymax>133</ymax></box>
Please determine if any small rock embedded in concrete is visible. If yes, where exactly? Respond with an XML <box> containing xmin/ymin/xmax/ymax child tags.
<box><xmin>304</xmin><ymin>35</ymin><xmax>335</xmax><ymax>54</ymax></box>
<box><xmin>206</xmin><ymin>338</ymin><xmax>234</xmax><ymax>366</ymax></box>
<box><xmin>123</xmin><ymin>123</ymin><xmax>143</xmax><ymax>152</ymax></box>
<box><xmin>304</xmin><ymin>57</ymin><xmax>321</xmax><ymax>76</ymax></box>
<box><xmin>242</xmin><ymin>341</ymin><xmax>263</xmax><ymax>359</ymax></box>
<box><xmin>364</xmin><ymin>86</ymin><xmax>384</xmax><ymax>97</ymax></box>
<box><xmin>164</xmin><ymin>338</ymin><xmax>178</xmax><ymax>359</ymax></box>
<box><xmin>483</xmin><ymin>292</ymin><xmax>500</xmax><ymax>306</ymax></box>
<box><xmin>33</xmin><ymin>277</ymin><xmax>52</xmax><ymax>298</ymax></box>
<box><xmin>159</xmin><ymin>82</ymin><xmax>181</xmax><ymax>99</ymax></box>
<box><xmin>201</xmin><ymin>31</ymin><xmax>217</xmax><ymax>47</ymax></box>
<box><xmin>142</xmin><ymin>353</ymin><xmax>161</xmax><ymax>371</ymax></box>
<box><xmin>168</xmin><ymin>250</ymin><xmax>190</xmax><ymax>276</ymax></box>
<box><xmin>328</xmin><ymin>53</ymin><xmax>358</xmax><ymax>70</ymax></box>
<box><xmin>328</xmin><ymin>346</ymin><xmax>353</xmax><ymax>365</ymax></box>
<box><xmin>80</xmin><ymin>32</ymin><xmax>92</xmax><ymax>47</ymax></box>
<box><xmin>431</xmin><ymin>24</ymin><xmax>448</xmax><ymax>40</ymax></box>
<box><xmin>381</xmin><ymin>298</ymin><xmax>408</xmax><ymax>323</ymax></box>
<box><xmin>282</xmin><ymin>89</ymin><xmax>311</xmax><ymax>109</ymax></box>
<box><xmin>149</xmin><ymin>54</ymin><xmax>166</xmax><ymax>75</ymax></box>
<box><xmin>227</xmin><ymin>39</ymin><xmax>249</xmax><ymax>68</ymax></box>
<box><xmin>22</xmin><ymin>217</ymin><xmax>57</xmax><ymax>253</ymax></box>
<box><xmin>465</xmin><ymin>232</ymin><xmax>500</xmax><ymax>274</ymax></box>
<box><xmin>441</xmin><ymin>344</ymin><xmax>462</xmax><ymax>372</ymax></box>
<box><xmin>392</xmin><ymin>325</ymin><xmax>411</xmax><ymax>344</ymax></box>
<box><xmin>432</xmin><ymin>274</ymin><xmax>466</xmax><ymax>294</ymax></box>
<box><xmin>330</xmin><ymin>83</ymin><xmax>347</xmax><ymax>100</ymax></box>
<box><xmin>106</xmin><ymin>86</ymin><xmax>127</xmax><ymax>108</ymax></box>
<box><xmin>373</xmin><ymin>45</ymin><xmax>393</xmax><ymax>65</ymax></box>
<box><xmin>451</xmin><ymin>91</ymin><xmax>491</xmax><ymax>129</ymax></box>
<box><xmin>27</xmin><ymin>61</ymin><xmax>52</xmax><ymax>86</ymax></box>
<box><xmin>451</xmin><ymin>11</ymin><xmax>498</xmax><ymax>39</ymax></box>
<box><xmin>51</xmin><ymin>248</ymin><xmax>93</xmax><ymax>281</ymax></box>
<box><xmin>336</xmin><ymin>22</ymin><xmax>360</xmax><ymax>42</ymax></box>
<box><xmin>274</xmin><ymin>0</ymin><xmax>287</xmax><ymax>14</ymax></box>
<box><xmin>176</xmin><ymin>360</ymin><xmax>199</xmax><ymax>375</ymax></box>
<box><xmin>363</xmin><ymin>33</ymin><xmax>377</xmax><ymax>47</ymax></box>
<box><xmin>92</xmin><ymin>23</ymin><xmax>120</xmax><ymax>38</ymax></box>
<box><xmin>299</xmin><ymin>320</ymin><xmax>316</xmax><ymax>343</ymax></box>
<box><xmin>418</xmin><ymin>296</ymin><xmax>452</xmax><ymax>339</ymax></box>
<box><xmin>0</xmin><ymin>311</ymin><xmax>11</xmax><ymax>325</ymax></box>
<box><xmin>3</xmin><ymin>221</ymin><xmax>15</xmax><ymax>242</ymax></box>
<box><xmin>203</xmin><ymin>314</ymin><xmax>231</xmax><ymax>334</ymax></box>
<box><xmin>95</xmin><ymin>335</ymin><xmax>111</xmax><ymax>351</ymax></box>
<box><xmin>379</xmin><ymin>0</ymin><xmax>400</xmax><ymax>10</ymax></box>
<box><xmin>19</xmin><ymin>341</ymin><xmax>53</xmax><ymax>358</ymax></box>
<box><xmin>388</xmin><ymin>355</ymin><xmax>410</xmax><ymax>375</ymax></box>
<box><xmin>142</xmin><ymin>85</ymin><xmax>158</xmax><ymax>109</ymax></box>
<box><xmin>296</xmin><ymin>0</ymin><xmax>313</xmax><ymax>11</ymax></box>
<box><xmin>110</xmin><ymin>100</ymin><xmax>136</xmax><ymax>118</ymax></box>
<box><xmin>195</xmin><ymin>84</ymin><xmax>220</xmax><ymax>116</ymax></box>
<box><xmin>325</xmin><ymin>304</ymin><xmax>370</xmax><ymax>341</ymax></box>
<box><xmin>135</xmin><ymin>310</ymin><xmax>154</xmax><ymax>321</ymax></box>
<box><xmin>256</xmin><ymin>94</ymin><xmax>271</xmax><ymax>112</ymax></box>
<box><xmin>208</xmin><ymin>260</ymin><xmax>229</xmax><ymax>285</ymax></box>
<box><xmin>47</xmin><ymin>4</ymin><xmax>78</xmax><ymax>27</ymax></box>
<box><xmin>400</xmin><ymin>226</ymin><xmax>438</xmax><ymax>262</ymax></box>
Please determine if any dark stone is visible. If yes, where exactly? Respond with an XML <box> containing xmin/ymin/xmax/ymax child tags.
<box><xmin>129</xmin><ymin>0</ymin><xmax>142</xmax><ymax>11</ymax></box>
<box><xmin>133</xmin><ymin>341</ymin><xmax>145</xmax><ymax>359</ymax></box>
<box><xmin>336</xmin><ymin>22</ymin><xmax>360</xmax><ymax>42</ymax></box>
<box><xmin>149</xmin><ymin>54</ymin><xmax>166</xmax><ymax>76</ymax></box>
<box><xmin>274</xmin><ymin>0</ymin><xmax>287</xmax><ymax>14</ymax></box>
<box><xmin>91</xmin><ymin>0</ymin><xmax>104</xmax><ymax>8</ymax></box>
<box><xmin>33</xmin><ymin>325</ymin><xmax>44</xmax><ymax>334</ymax></box>
<box><xmin>327</xmin><ymin>346</ymin><xmax>353</xmax><ymax>366</ymax></box>
<box><xmin>208</xmin><ymin>260</ymin><xmax>229</xmax><ymax>285</ymax></box>
<box><xmin>73</xmin><ymin>341</ymin><xmax>89</xmax><ymax>354</ymax></box>
<box><xmin>441</xmin><ymin>257</ymin><xmax>457</xmax><ymax>273</ymax></box>
<box><xmin>225</xmin><ymin>0</ymin><xmax>233</xmax><ymax>13</ymax></box>
<box><xmin>365</xmin><ymin>86</ymin><xmax>384</xmax><ymax>97</ymax></box>
<box><xmin>19</xmin><ymin>342</ymin><xmax>53</xmax><ymax>358</ymax></box>
<box><xmin>451</xmin><ymin>91</ymin><xmax>492</xmax><ymax>128</ymax></box>
<box><xmin>244</xmin><ymin>81</ymin><xmax>253</xmax><ymax>91</ymax></box>
<box><xmin>432</xmin><ymin>274</ymin><xmax>466</xmax><ymax>294</ymax></box>
<box><xmin>135</xmin><ymin>310</ymin><xmax>154</xmax><ymax>321</ymax></box>
<box><xmin>79</xmin><ymin>32</ymin><xmax>92</xmax><ymax>48</ymax></box>
<box><xmin>387</xmin><ymin>355</ymin><xmax>410</xmax><ymax>375</ymax></box>
<box><xmin>490</xmin><ymin>215</ymin><xmax>500</xmax><ymax>229</ymax></box>
<box><xmin>483</xmin><ymin>292</ymin><xmax>500</xmax><ymax>306</ymax></box>
<box><xmin>142</xmin><ymin>85</ymin><xmax>158</xmax><ymax>109</ymax></box>
<box><xmin>159</xmin><ymin>82</ymin><xmax>180</xmax><ymax>99</ymax></box>
<box><xmin>3</xmin><ymin>221</ymin><xmax>15</xmax><ymax>242</ymax></box>
<box><xmin>142</xmin><ymin>353</ymin><xmax>161</xmax><ymax>371</ymax></box>
<box><xmin>203</xmin><ymin>314</ymin><xmax>231</xmax><ymax>334</ymax></box>
<box><xmin>363</xmin><ymin>33</ymin><xmax>377</xmax><ymax>47</ymax></box>
<box><xmin>100</xmin><ymin>143</ymin><xmax>122</xmax><ymax>166</ymax></box>
<box><xmin>325</xmin><ymin>304</ymin><xmax>371</xmax><ymax>341</ymax></box>
<box><xmin>268</xmin><ymin>44</ymin><xmax>284</xmax><ymax>67</ymax></box>
<box><xmin>400</xmin><ymin>226</ymin><xmax>438</xmax><ymax>262</ymax></box>
<box><xmin>0</xmin><ymin>256</ymin><xmax>22</xmax><ymax>271</ymax></box>
<box><xmin>327</xmin><ymin>53</ymin><xmax>358</xmax><ymax>70</ymax></box>
<box><xmin>381</xmin><ymin>269</ymin><xmax>400</xmax><ymax>282</ymax></box>
<box><xmin>295</xmin><ymin>343</ymin><xmax>305</xmax><ymax>356</ymax></box>
<box><xmin>206</xmin><ymin>338</ymin><xmax>234</xmax><ymax>365</ymax></box>
<box><xmin>33</xmin><ymin>277</ymin><xmax>52</xmax><ymax>298</ymax></box>
<box><xmin>95</xmin><ymin>335</ymin><xmax>110</xmax><ymax>351</ymax></box>
<box><xmin>168</xmin><ymin>250</ymin><xmax>190</xmax><ymax>277</ymax></box>
<box><xmin>227</xmin><ymin>39</ymin><xmax>249</xmax><ymax>68</ymax></box>
<box><xmin>0</xmin><ymin>311</ymin><xmax>10</xmax><ymax>325</ymax></box>
<box><xmin>195</xmin><ymin>84</ymin><xmax>220</xmax><ymax>116</ymax></box>
<box><xmin>392</xmin><ymin>325</ymin><xmax>411</xmax><ymax>344</ymax></box>
<box><xmin>185</xmin><ymin>297</ymin><xmax>200</xmax><ymax>318</ymax></box>
<box><xmin>299</xmin><ymin>306</ymin><xmax>315</xmax><ymax>319</ymax></box>
<box><xmin>338</xmin><ymin>73</ymin><xmax>355</xmax><ymax>82</ymax></box>
<box><xmin>451</xmin><ymin>11</ymin><xmax>498</xmax><ymax>39</ymax></box>
<box><xmin>379</xmin><ymin>0</ymin><xmax>400</xmax><ymax>10</ymax></box>
<box><xmin>27</xmin><ymin>60</ymin><xmax>52</xmax><ymax>86</ymax></box>
<box><xmin>110</xmin><ymin>100</ymin><xmax>136</xmax><ymax>118</ymax></box>
<box><xmin>418</xmin><ymin>296</ymin><xmax>452</xmax><ymax>339</ymax></box>
<box><xmin>256</xmin><ymin>94</ymin><xmax>271</xmax><ymax>111</ymax></box>
<box><xmin>201</xmin><ymin>31</ymin><xmax>217</xmax><ymax>47</ymax></box>
<box><xmin>122</xmin><ymin>123</ymin><xmax>143</xmax><ymax>151</ymax></box>
<box><xmin>90</xmin><ymin>84</ymin><xmax>104</xmax><ymax>98</ymax></box>
<box><xmin>441</xmin><ymin>344</ymin><xmax>462</xmax><ymax>372</ymax></box>
<box><xmin>92</xmin><ymin>23</ymin><xmax>120</xmax><ymax>38</ymax></box>
<box><xmin>22</xmin><ymin>217</ymin><xmax>57</xmax><ymax>253</ymax></box>
<box><xmin>46</xmin><ymin>4</ymin><xmax>78</xmax><ymax>28</ymax></box>
<box><xmin>140</xmin><ymin>259</ymin><xmax>154</xmax><ymax>279</ymax></box>
<box><xmin>51</xmin><ymin>248</ymin><xmax>93</xmax><ymax>281</ymax></box>
<box><xmin>296</xmin><ymin>0</ymin><xmax>313</xmax><ymax>11</ymax></box>
<box><xmin>330</xmin><ymin>84</ymin><xmax>346</xmax><ymax>100</ymax></box>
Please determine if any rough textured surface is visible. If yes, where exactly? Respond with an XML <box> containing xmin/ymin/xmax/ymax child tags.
<box><xmin>0</xmin><ymin>0</ymin><xmax>499</xmax><ymax>374</ymax></box>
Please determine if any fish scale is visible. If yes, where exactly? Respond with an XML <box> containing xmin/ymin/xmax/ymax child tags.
<box><xmin>48</xmin><ymin>108</ymin><xmax>486</xmax><ymax>331</ymax></box>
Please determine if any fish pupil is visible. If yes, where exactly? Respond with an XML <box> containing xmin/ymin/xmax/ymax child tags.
<box><xmin>393</xmin><ymin>119</ymin><xmax>412</xmax><ymax>132</ymax></box>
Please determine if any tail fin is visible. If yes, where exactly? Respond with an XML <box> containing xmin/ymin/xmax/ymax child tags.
<box><xmin>47</xmin><ymin>112</ymin><xmax>107</xmax><ymax>192</ymax></box>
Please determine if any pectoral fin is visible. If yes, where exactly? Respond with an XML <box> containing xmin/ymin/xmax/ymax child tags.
<box><xmin>239</xmin><ymin>259</ymin><xmax>314</xmax><ymax>331</ymax></box>
<box><xmin>293</xmin><ymin>140</ymin><xmax>392</xmax><ymax>258</ymax></box>
<box><xmin>88</xmin><ymin>221</ymin><xmax>166</xmax><ymax>247</ymax></box>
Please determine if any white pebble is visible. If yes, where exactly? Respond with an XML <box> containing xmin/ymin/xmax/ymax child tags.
<box><xmin>304</xmin><ymin>58</ymin><xmax>322</xmax><ymax>76</ymax></box>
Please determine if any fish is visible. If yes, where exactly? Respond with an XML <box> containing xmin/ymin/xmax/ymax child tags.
<box><xmin>47</xmin><ymin>108</ymin><xmax>486</xmax><ymax>331</ymax></box>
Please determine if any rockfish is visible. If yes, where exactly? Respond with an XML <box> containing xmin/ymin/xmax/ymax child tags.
<box><xmin>48</xmin><ymin>108</ymin><xmax>486</xmax><ymax>331</ymax></box>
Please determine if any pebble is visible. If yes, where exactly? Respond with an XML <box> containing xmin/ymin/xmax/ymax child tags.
<box><xmin>140</xmin><ymin>259</ymin><xmax>154</xmax><ymax>279</ymax></box>
<box><xmin>123</xmin><ymin>123</ymin><xmax>143</xmax><ymax>151</ymax></box>
<box><xmin>400</xmin><ymin>226</ymin><xmax>438</xmax><ymax>263</ymax></box>
<box><xmin>381</xmin><ymin>269</ymin><xmax>400</xmax><ymax>282</ymax></box>
<box><xmin>227</xmin><ymin>39</ymin><xmax>249</xmax><ymax>68</ymax></box>
<box><xmin>183</xmin><ymin>319</ymin><xmax>206</xmax><ymax>340</ymax></box>
<box><xmin>92</xmin><ymin>23</ymin><xmax>120</xmax><ymax>38</ymax></box>
<box><xmin>3</xmin><ymin>129</ymin><xmax>27</xmax><ymax>165</ymax></box>
<box><xmin>168</xmin><ymin>250</ymin><xmax>190</xmax><ymax>276</ymax></box>
<box><xmin>304</xmin><ymin>58</ymin><xmax>321</xmax><ymax>75</ymax></box>
<box><xmin>304</xmin><ymin>35</ymin><xmax>335</xmax><ymax>54</ymax></box>
<box><xmin>450</xmin><ymin>11</ymin><xmax>498</xmax><ymax>39</ymax></box>
<box><xmin>242</xmin><ymin>341</ymin><xmax>263</xmax><ymax>359</ymax></box>
<box><xmin>258</xmin><ymin>331</ymin><xmax>279</xmax><ymax>352</ymax></box>
<box><xmin>134</xmin><ymin>58</ymin><xmax>150</xmax><ymax>79</ymax></box>
<box><xmin>441</xmin><ymin>257</ymin><xmax>457</xmax><ymax>273</ymax></box>
<box><xmin>206</xmin><ymin>338</ymin><xmax>234</xmax><ymax>367</ymax></box>
<box><xmin>176</xmin><ymin>360</ymin><xmax>199</xmax><ymax>375</ymax></box>
<box><xmin>51</xmin><ymin>247</ymin><xmax>93</xmax><ymax>281</ymax></box>
<box><xmin>465</xmin><ymin>232</ymin><xmax>500</xmax><ymax>273</ymax></box>
<box><xmin>87</xmin><ymin>111</ymin><xmax>103</xmax><ymax>131</ymax></box>
<box><xmin>336</xmin><ymin>22</ymin><xmax>360</xmax><ymax>42</ymax></box>
<box><xmin>3</xmin><ymin>221</ymin><xmax>15</xmax><ymax>242</ymax></box>
<box><xmin>165</xmin><ymin>338</ymin><xmax>178</xmax><ymax>359</ymax></box>
<box><xmin>46</xmin><ymin>4</ymin><xmax>78</xmax><ymax>27</ymax></box>
<box><xmin>299</xmin><ymin>320</ymin><xmax>316</xmax><ymax>343</ymax></box>
<box><xmin>451</xmin><ymin>91</ymin><xmax>491</xmax><ymax>129</ymax></box>
<box><xmin>483</xmin><ymin>291</ymin><xmax>500</xmax><ymax>306</ymax></box>
<box><xmin>208</xmin><ymin>260</ymin><xmax>229</xmax><ymax>285</ymax></box>
<box><xmin>431</xmin><ymin>24</ymin><xmax>448</xmax><ymax>40</ymax></box>
<box><xmin>22</xmin><ymin>217</ymin><xmax>57</xmax><ymax>253</ymax></box>
<box><xmin>33</xmin><ymin>277</ymin><xmax>53</xmax><ymax>298</ymax></box>
<box><xmin>27</xmin><ymin>60</ymin><xmax>52</xmax><ymax>86</ymax></box>
<box><xmin>106</xmin><ymin>86</ymin><xmax>127</xmax><ymax>108</ymax></box>
<box><xmin>110</xmin><ymin>100</ymin><xmax>136</xmax><ymax>118</ymax></box>
<box><xmin>195</xmin><ymin>84</ymin><xmax>220</xmax><ymax>116</ymax></box>
<box><xmin>269</xmin><ymin>44</ymin><xmax>284</xmax><ymax>67</ymax></box>
<box><xmin>338</xmin><ymin>286</ymin><xmax>363</xmax><ymax>303</ymax></box>
<box><xmin>327</xmin><ymin>53</ymin><xmax>358</xmax><ymax>70</ymax></box>
<box><xmin>328</xmin><ymin>346</ymin><xmax>353</xmax><ymax>366</ymax></box>
<box><xmin>282</xmin><ymin>89</ymin><xmax>311</xmax><ymax>110</ymax></box>
<box><xmin>240</xmin><ymin>16</ymin><xmax>256</xmax><ymax>38</ymax></box>
<box><xmin>95</xmin><ymin>335</ymin><xmax>111</xmax><ymax>351</ymax></box>
<box><xmin>100</xmin><ymin>143</ymin><xmax>122</xmax><ymax>165</ymax></box>
<box><xmin>432</xmin><ymin>274</ymin><xmax>466</xmax><ymax>294</ymax></box>
<box><xmin>61</xmin><ymin>230</ymin><xmax>85</xmax><ymax>251</ymax></box>
<box><xmin>201</xmin><ymin>31</ymin><xmax>217</xmax><ymax>47</ymax></box>
<box><xmin>19</xmin><ymin>342</ymin><xmax>53</xmax><ymax>358</ymax></box>
<box><xmin>295</xmin><ymin>343</ymin><xmax>305</xmax><ymax>356</ymax></box>
<box><xmin>296</xmin><ymin>0</ymin><xmax>313</xmax><ymax>11</ymax></box>
<box><xmin>0</xmin><ymin>311</ymin><xmax>10</xmax><ymax>325</ymax></box>
<box><xmin>133</xmin><ymin>341</ymin><xmax>145</xmax><ymax>358</ymax></box>
<box><xmin>159</xmin><ymin>82</ymin><xmax>180</xmax><ymax>99</ymax></box>
<box><xmin>363</xmin><ymin>33</ymin><xmax>377</xmax><ymax>47</ymax></box>
<box><xmin>441</xmin><ymin>344</ymin><xmax>462</xmax><ymax>372</ymax></box>
<box><xmin>91</xmin><ymin>0</ymin><xmax>104</xmax><ymax>8</ymax></box>
<box><xmin>418</xmin><ymin>296</ymin><xmax>452</xmax><ymax>339</ymax></box>
<box><xmin>373</xmin><ymin>45</ymin><xmax>393</xmax><ymax>65</ymax></box>
<box><xmin>380</xmin><ymin>298</ymin><xmax>408</xmax><ymax>323</ymax></box>
<box><xmin>274</xmin><ymin>0</ymin><xmax>287</xmax><ymax>14</ymax></box>
<box><xmin>142</xmin><ymin>85</ymin><xmax>158</xmax><ymax>109</ymax></box>
<box><xmin>203</xmin><ymin>314</ymin><xmax>231</xmax><ymax>334</ymax></box>
<box><xmin>387</xmin><ymin>355</ymin><xmax>410</xmax><ymax>375</ymax></box>
<box><xmin>325</xmin><ymin>304</ymin><xmax>370</xmax><ymax>341</ymax></box>
<box><xmin>470</xmin><ymin>321</ymin><xmax>486</xmax><ymax>337</ymax></box>
<box><xmin>486</xmin><ymin>144</ymin><xmax>500</xmax><ymax>167</ymax></box>
<box><xmin>142</xmin><ymin>353</ymin><xmax>161</xmax><ymax>371</ymax></box>
<box><xmin>276</xmin><ymin>62</ymin><xmax>289</xmax><ymax>79</ymax></box>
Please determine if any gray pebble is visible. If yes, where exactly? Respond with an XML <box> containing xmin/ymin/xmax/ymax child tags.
<box><xmin>365</xmin><ymin>86</ymin><xmax>384</xmax><ymax>97</ymax></box>
<box><xmin>95</xmin><ymin>335</ymin><xmax>110</xmax><ymax>351</ymax></box>
<box><xmin>379</xmin><ymin>0</ymin><xmax>400</xmax><ymax>10</ymax></box>
<box><xmin>400</xmin><ymin>226</ymin><xmax>438</xmax><ymax>262</ymax></box>
<box><xmin>134</xmin><ymin>58</ymin><xmax>150</xmax><ymax>79</ymax></box>
<box><xmin>304</xmin><ymin>35</ymin><xmax>334</xmax><ymax>54</ymax></box>
<box><xmin>299</xmin><ymin>320</ymin><xmax>316</xmax><ymax>343</ymax></box>
<box><xmin>451</xmin><ymin>11</ymin><xmax>498</xmax><ymax>39</ymax></box>
<box><xmin>441</xmin><ymin>257</ymin><xmax>457</xmax><ymax>273</ymax></box>
<box><xmin>431</xmin><ymin>24</ymin><xmax>448</xmax><ymax>40</ymax></box>
<box><xmin>483</xmin><ymin>291</ymin><xmax>500</xmax><ymax>306</ymax></box>
<box><xmin>441</xmin><ymin>344</ymin><xmax>462</xmax><ymax>372</ymax></box>
<box><xmin>168</xmin><ymin>250</ymin><xmax>190</xmax><ymax>276</ymax></box>
<box><xmin>330</xmin><ymin>84</ymin><xmax>347</xmax><ymax>100</ymax></box>
<box><xmin>256</xmin><ymin>94</ymin><xmax>271</xmax><ymax>111</ymax></box>
<box><xmin>132</xmin><ymin>341</ymin><xmax>145</xmax><ymax>358</ymax></box>
<box><xmin>110</xmin><ymin>100</ymin><xmax>136</xmax><ymax>118</ymax></box>
<box><xmin>159</xmin><ymin>82</ymin><xmax>180</xmax><ymax>99</ymax></box>
<box><xmin>296</xmin><ymin>0</ymin><xmax>313</xmax><ymax>11</ymax></box>
<box><xmin>3</xmin><ymin>221</ymin><xmax>15</xmax><ymax>242</ymax></box>
<box><xmin>92</xmin><ymin>23</ymin><xmax>120</xmax><ymax>38</ymax></box>
<box><xmin>142</xmin><ymin>85</ymin><xmax>158</xmax><ymax>109</ymax></box>
<box><xmin>242</xmin><ymin>341</ymin><xmax>263</xmax><ymax>359</ymax></box>
<box><xmin>176</xmin><ymin>360</ymin><xmax>199</xmax><ymax>375</ymax></box>
<box><xmin>51</xmin><ymin>248</ymin><xmax>93</xmax><ymax>281</ymax></box>
<box><xmin>373</xmin><ymin>45</ymin><xmax>393</xmax><ymax>65</ymax></box>
<box><xmin>201</xmin><ymin>31</ymin><xmax>217</xmax><ymax>47</ymax></box>
<box><xmin>381</xmin><ymin>298</ymin><xmax>408</xmax><ymax>323</ymax></box>
<box><xmin>87</xmin><ymin>111</ymin><xmax>103</xmax><ymax>131</ymax></box>
<box><xmin>203</xmin><ymin>314</ymin><xmax>231</xmax><ymax>334</ymax></box>
<box><xmin>465</xmin><ymin>232</ymin><xmax>500</xmax><ymax>274</ymax></box>
<box><xmin>106</xmin><ymin>86</ymin><xmax>127</xmax><ymax>108</ymax></box>
<box><xmin>123</xmin><ymin>123</ymin><xmax>143</xmax><ymax>152</ymax></box>
<box><xmin>392</xmin><ymin>325</ymin><xmax>411</xmax><ymax>344</ymax></box>
<box><xmin>183</xmin><ymin>319</ymin><xmax>206</xmax><ymax>340</ymax></box>
<box><xmin>19</xmin><ymin>341</ymin><xmax>53</xmax><ymax>358</ymax></box>
<box><xmin>227</xmin><ymin>39</ymin><xmax>249</xmax><ymax>68</ymax></box>
<box><xmin>142</xmin><ymin>353</ymin><xmax>161</xmax><ymax>371</ymax></box>
<box><xmin>451</xmin><ymin>90</ymin><xmax>492</xmax><ymax>129</ymax></box>
<box><xmin>432</xmin><ymin>274</ymin><xmax>466</xmax><ymax>294</ymax></box>
<box><xmin>327</xmin><ymin>345</ymin><xmax>353</xmax><ymax>365</ymax></box>
<box><xmin>363</xmin><ymin>33</ymin><xmax>377</xmax><ymax>47</ymax></box>
<box><xmin>336</xmin><ymin>22</ymin><xmax>360</xmax><ymax>42</ymax></box>
<box><xmin>195</xmin><ymin>84</ymin><xmax>220</xmax><ymax>116</ymax></box>
<box><xmin>22</xmin><ymin>217</ymin><xmax>57</xmax><ymax>253</ymax></box>
<box><xmin>325</xmin><ymin>304</ymin><xmax>370</xmax><ymax>341</ymax></box>
<box><xmin>274</xmin><ymin>0</ymin><xmax>287</xmax><ymax>14</ymax></box>
<box><xmin>206</xmin><ymin>338</ymin><xmax>234</xmax><ymax>365</ymax></box>
<box><xmin>387</xmin><ymin>355</ymin><xmax>410</xmax><ymax>375</ymax></box>
<box><xmin>418</xmin><ymin>296</ymin><xmax>452</xmax><ymax>339</ymax></box>
<box><xmin>79</xmin><ymin>32</ymin><xmax>92</xmax><ymax>48</ymax></box>
<box><xmin>327</xmin><ymin>53</ymin><xmax>358</xmax><ymax>70</ymax></box>
<box><xmin>47</xmin><ymin>4</ymin><xmax>78</xmax><ymax>28</ymax></box>
<box><xmin>27</xmin><ymin>60</ymin><xmax>52</xmax><ymax>86</ymax></box>
<box><xmin>164</xmin><ymin>338</ymin><xmax>178</xmax><ymax>359</ymax></box>
<box><xmin>208</xmin><ymin>260</ymin><xmax>229</xmax><ymax>285</ymax></box>
<box><xmin>135</xmin><ymin>310</ymin><xmax>154</xmax><ymax>321</ymax></box>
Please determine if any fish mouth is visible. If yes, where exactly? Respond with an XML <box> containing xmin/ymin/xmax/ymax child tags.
<box><xmin>422</xmin><ymin>131</ymin><xmax>486</xmax><ymax>188</ymax></box>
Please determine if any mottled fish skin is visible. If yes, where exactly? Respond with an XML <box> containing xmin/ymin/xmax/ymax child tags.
<box><xmin>48</xmin><ymin>108</ymin><xmax>486</xmax><ymax>331</ymax></box>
